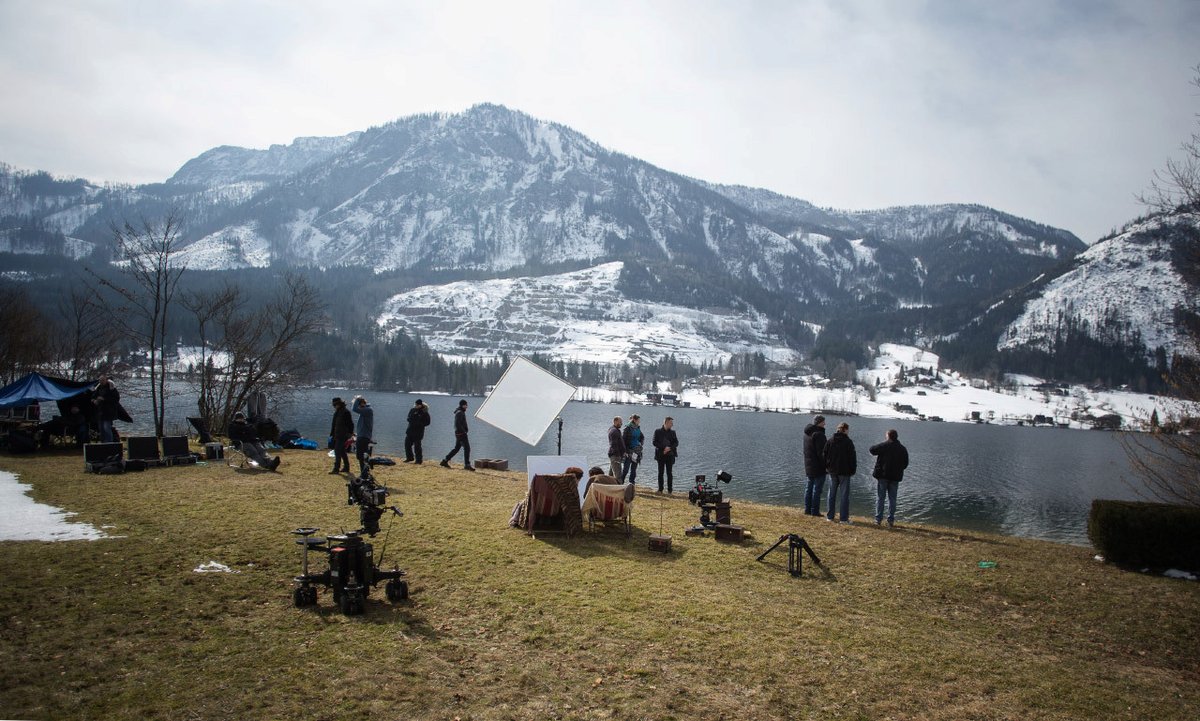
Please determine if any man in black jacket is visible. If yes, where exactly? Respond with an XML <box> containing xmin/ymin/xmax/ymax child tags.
<box><xmin>329</xmin><ymin>397</ymin><xmax>353</xmax><ymax>475</ymax></box>
<box><xmin>440</xmin><ymin>399</ymin><xmax>474</xmax><ymax>471</ymax></box>
<box><xmin>870</xmin><ymin>429</ymin><xmax>910</xmax><ymax>527</ymax></box>
<box><xmin>652</xmin><ymin>417</ymin><xmax>679</xmax><ymax>494</ymax></box>
<box><xmin>823</xmin><ymin>422</ymin><xmax>857</xmax><ymax>523</ymax></box>
<box><xmin>404</xmin><ymin>398</ymin><xmax>431</xmax><ymax>464</ymax></box>
<box><xmin>802</xmin><ymin>415</ymin><xmax>827</xmax><ymax>516</ymax></box>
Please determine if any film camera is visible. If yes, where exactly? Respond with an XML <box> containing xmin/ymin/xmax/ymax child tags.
<box><xmin>290</xmin><ymin>447</ymin><xmax>409</xmax><ymax>615</ymax></box>
<box><xmin>688</xmin><ymin>470</ymin><xmax>732</xmax><ymax>506</ymax></box>
<box><xmin>688</xmin><ymin>471</ymin><xmax>732</xmax><ymax>531</ymax></box>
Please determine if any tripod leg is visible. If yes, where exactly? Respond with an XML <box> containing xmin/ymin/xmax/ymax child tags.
<box><xmin>800</xmin><ymin>538</ymin><xmax>822</xmax><ymax>567</ymax></box>
<box><xmin>756</xmin><ymin>534</ymin><xmax>790</xmax><ymax>562</ymax></box>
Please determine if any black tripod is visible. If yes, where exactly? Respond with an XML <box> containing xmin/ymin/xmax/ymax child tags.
<box><xmin>756</xmin><ymin>533</ymin><xmax>822</xmax><ymax>577</ymax></box>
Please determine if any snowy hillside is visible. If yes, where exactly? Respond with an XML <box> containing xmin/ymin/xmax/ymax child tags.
<box><xmin>166</xmin><ymin>133</ymin><xmax>363</xmax><ymax>186</ymax></box>
<box><xmin>376</xmin><ymin>261</ymin><xmax>798</xmax><ymax>365</ymax></box>
<box><xmin>999</xmin><ymin>212</ymin><xmax>1200</xmax><ymax>360</ymax></box>
<box><xmin>171</xmin><ymin>224</ymin><xmax>271</xmax><ymax>269</ymax></box>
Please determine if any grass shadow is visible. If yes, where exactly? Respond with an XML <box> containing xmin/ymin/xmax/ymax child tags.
<box><xmin>528</xmin><ymin>527</ymin><xmax>691</xmax><ymax>562</ymax></box>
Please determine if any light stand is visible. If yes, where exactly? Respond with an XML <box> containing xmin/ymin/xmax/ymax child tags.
<box><xmin>757</xmin><ymin>533</ymin><xmax>822</xmax><ymax>577</ymax></box>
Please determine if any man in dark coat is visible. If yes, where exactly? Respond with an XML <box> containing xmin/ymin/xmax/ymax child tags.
<box><xmin>606</xmin><ymin>416</ymin><xmax>626</xmax><ymax>477</ymax></box>
<box><xmin>229</xmin><ymin>411</ymin><xmax>280</xmax><ymax>470</ymax></box>
<box><xmin>92</xmin><ymin>375</ymin><xmax>120</xmax><ymax>442</ymax></box>
<box><xmin>823</xmin><ymin>421</ymin><xmax>857</xmax><ymax>523</ymax></box>
<box><xmin>802</xmin><ymin>415</ymin><xmax>828</xmax><ymax>516</ymax></box>
<box><xmin>404</xmin><ymin>398</ymin><xmax>431</xmax><ymax>464</ymax></box>
<box><xmin>870</xmin><ymin>429</ymin><xmax>910</xmax><ymax>527</ymax></box>
<box><xmin>440</xmin><ymin>399</ymin><xmax>474</xmax><ymax>471</ymax></box>
<box><xmin>329</xmin><ymin>397</ymin><xmax>354</xmax><ymax>474</ymax></box>
<box><xmin>652</xmin><ymin>417</ymin><xmax>679</xmax><ymax>494</ymax></box>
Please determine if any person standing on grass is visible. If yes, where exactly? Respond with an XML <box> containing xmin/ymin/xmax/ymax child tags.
<box><xmin>404</xmin><ymin>398</ymin><xmax>431</xmax><ymax>464</ymax></box>
<box><xmin>329</xmin><ymin>397</ymin><xmax>353</xmax><ymax>475</ymax></box>
<box><xmin>607</xmin><ymin>416</ymin><xmax>626</xmax><ymax>478</ymax></box>
<box><xmin>440</xmin><ymin>399</ymin><xmax>474</xmax><ymax>471</ymax></box>
<box><xmin>351</xmin><ymin>395</ymin><xmax>374</xmax><ymax>478</ymax></box>
<box><xmin>652</xmin><ymin>417</ymin><xmax>679</xmax><ymax>494</ymax></box>
<box><xmin>802</xmin><ymin>415</ymin><xmax>828</xmax><ymax>517</ymax></box>
<box><xmin>823</xmin><ymin>421</ymin><xmax>857</xmax><ymax>523</ymax></box>
<box><xmin>92</xmin><ymin>375</ymin><xmax>120</xmax><ymax>443</ymax></box>
<box><xmin>870</xmin><ymin>428</ymin><xmax>909</xmax><ymax>527</ymax></box>
<box><xmin>620</xmin><ymin>414</ymin><xmax>644</xmax><ymax>485</ymax></box>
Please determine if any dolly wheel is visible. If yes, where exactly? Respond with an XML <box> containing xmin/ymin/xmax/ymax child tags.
<box><xmin>340</xmin><ymin>592</ymin><xmax>363</xmax><ymax>616</ymax></box>
<box><xmin>304</xmin><ymin>587</ymin><xmax>317</xmax><ymax>605</ymax></box>
<box><xmin>386</xmin><ymin>579</ymin><xmax>409</xmax><ymax>602</ymax></box>
<box><xmin>293</xmin><ymin>587</ymin><xmax>310</xmax><ymax>608</ymax></box>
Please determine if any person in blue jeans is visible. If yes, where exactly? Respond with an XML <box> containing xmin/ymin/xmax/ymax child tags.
<box><xmin>351</xmin><ymin>395</ymin><xmax>374</xmax><ymax>478</ymax></box>
<box><xmin>620</xmin><ymin>414</ymin><xmax>644</xmax><ymax>485</ymax></box>
<box><xmin>870</xmin><ymin>428</ymin><xmax>909</xmax><ymax>527</ymax></box>
<box><xmin>801</xmin><ymin>415</ymin><xmax>828</xmax><ymax>516</ymax></box>
<box><xmin>823</xmin><ymin>422</ymin><xmax>857</xmax><ymax>523</ymax></box>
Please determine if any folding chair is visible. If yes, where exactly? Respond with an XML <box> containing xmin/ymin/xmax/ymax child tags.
<box><xmin>581</xmin><ymin>481</ymin><xmax>636</xmax><ymax>537</ymax></box>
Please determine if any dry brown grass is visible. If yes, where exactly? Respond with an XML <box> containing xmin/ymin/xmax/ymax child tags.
<box><xmin>1</xmin><ymin>445</ymin><xmax>1198</xmax><ymax>720</ymax></box>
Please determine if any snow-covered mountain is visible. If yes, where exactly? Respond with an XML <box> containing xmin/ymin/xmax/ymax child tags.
<box><xmin>376</xmin><ymin>261</ymin><xmax>799</xmax><ymax>365</ymax></box>
<box><xmin>0</xmin><ymin>105</ymin><xmax>1083</xmax><ymax>310</ymax></box>
<box><xmin>2</xmin><ymin>104</ymin><xmax>1110</xmax><ymax>372</ymax></box>
<box><xmin>167</xmin><ymin>133</ymin><xmax>363</xmax><ymax>187</ymax></box>
<box><xmin>998</xmin><ymin>212</ymin><xmax>1200</xmax><ymax>362</ymax></box>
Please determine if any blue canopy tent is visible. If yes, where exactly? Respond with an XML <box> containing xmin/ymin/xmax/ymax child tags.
<box><xmin>0</xmin><ymin>372</ymin><xmax>94</xmax><ymax>409</ymax></box>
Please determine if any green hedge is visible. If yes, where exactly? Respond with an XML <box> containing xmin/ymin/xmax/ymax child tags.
<box><xmin>1089</xmin><ymin>499</ymin><xmax>1200</xmax><ymax>571</ymax></box>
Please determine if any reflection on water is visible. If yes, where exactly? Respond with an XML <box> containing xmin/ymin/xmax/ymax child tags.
<box><xmin>139</xmin><ymin>386</ymin><xmax>1142</xmax><ymax>546</ymax></box>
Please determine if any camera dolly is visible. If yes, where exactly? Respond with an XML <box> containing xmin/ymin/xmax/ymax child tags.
<box><xmin>687</xmin><ymin>471</ymin><xmax>732</xmax><ymax>534</ymax></box>
<box><xmin>291</xmin><ymin>526</ymin><xmax>409</xmax><ymax>615</ymax></box>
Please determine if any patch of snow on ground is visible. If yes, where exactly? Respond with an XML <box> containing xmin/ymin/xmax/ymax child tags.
<box><xmin>194</xmin><ymin>561</ymin><xmax>239</xmax><ymax>573</ymax></box>
<box><xmin>0</xmin><ymin>471</ymin><xmax>107</xmax><ymax>541</ymax></box>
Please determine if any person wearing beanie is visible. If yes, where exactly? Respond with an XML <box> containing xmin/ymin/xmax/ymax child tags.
<box><xmin>329</xmin><ymin>397</ymin><xmax>353</xmax><ymax>474</ymax></box>
<box><xmin>351</xmin><ymin>395</ymin><xmax>374</xmax><ymax>478</ymax></box>
<box><xmin>440</xmin><ymin>399</ymin><xmax>474</xmax><ymax>471</ymax></box>
<box><xmin>404</xmin><ymin>398</ymin><xmax>431</xmax><ymax>464</ymax></box>
<box><xmin>802</xmin><ymin>415</ymin><xmax>828</xmax><ymax>516</ymax></box>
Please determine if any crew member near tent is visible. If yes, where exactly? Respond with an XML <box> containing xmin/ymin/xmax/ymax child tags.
<box><xmin>440</xmin><ymin>399</ymin><xmax>474</xmax><ymax>471</ymax></box>
<box><xmin>92</xmin><ymin>375</ymin><xmax>120</xmax><ymax>442</ymax></box>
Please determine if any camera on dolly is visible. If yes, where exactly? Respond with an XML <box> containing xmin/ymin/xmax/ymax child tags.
<box><xmin>289</xmin><ymin>449</ymin><xmax>410</xmax><ymax>616</ymax></box>
<box><xmin>687</xmin><ymin>471</ymin><xmax>734</xmax><ymax>535</ymax></box>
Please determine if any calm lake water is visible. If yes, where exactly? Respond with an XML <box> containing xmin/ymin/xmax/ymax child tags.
<box><xmin>142</xmin><ymin>386</ymin><xmax>1141</xmax><ymax>546</ymax></box>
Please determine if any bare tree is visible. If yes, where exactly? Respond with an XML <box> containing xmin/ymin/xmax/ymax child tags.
<box><xmin>1121</xmin><ymin>365</ymin><xmax>1200</xmax><ymax>507</ymax></box>
<box><xmin>1138</xmin><ymin>64</ymin><xmax>1200</xmax><ymax>214</ymax></box>
<box><xmin>184</xmin><ymin>273</ymin><xmax>326</xmax><ymax>434</ymax></box>
<box><xmin>0</xmin><ymin>286</ymin><xmax>52</xmax><ymax>384</ymax></box>
<box><xmin>1121</xmin><ymin>64</ymin><xmax>1200</xmax><ymax>507</ymax></box>
<box><xmin>54</xmin><ymin>287</ymin><xmax>118</xmax><ymax>381</ymax></box>
<box><xmin>93</xmin><ymin>214</ymin><xmax>187</xmax><ymax>436</ymax></box>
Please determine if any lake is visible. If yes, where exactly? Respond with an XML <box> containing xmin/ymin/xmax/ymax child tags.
<box><xmin>141</xmin><ymin>386</ymin><xmax>1141</xmax><ymax>547</ymax></box>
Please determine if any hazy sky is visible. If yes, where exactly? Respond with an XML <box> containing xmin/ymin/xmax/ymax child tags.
<box><xmin>1</xmin><ymin>0</ymin><xmax>1197</xmax><ymax>242</ymax></box>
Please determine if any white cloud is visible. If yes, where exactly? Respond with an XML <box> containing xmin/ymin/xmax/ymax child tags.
<box><xmin>0</xmin><ymin>0</ymin><xmax>1196</xmax><ymax>242</ymax></box>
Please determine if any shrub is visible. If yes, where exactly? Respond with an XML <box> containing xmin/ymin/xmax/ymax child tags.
<box><xmin>1088</xmin><ymin>499</ymin><xmax>1200</xmax><ymax>571</ymax></box>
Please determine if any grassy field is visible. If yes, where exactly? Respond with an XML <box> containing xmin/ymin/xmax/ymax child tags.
<box><xmin>1</xmin><ymin>445</ymin><xmax>1198</xmax><ymax>721</ymax></box>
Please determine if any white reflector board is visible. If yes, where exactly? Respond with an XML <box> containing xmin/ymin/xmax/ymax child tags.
<box><xmin>474</xmin><ymin>357</ymin><xmax>577</xmax><ymax>446</ymax></box>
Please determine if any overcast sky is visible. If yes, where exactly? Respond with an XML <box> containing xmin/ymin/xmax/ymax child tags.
<box><xmin>1</xmin><ymin>0</ymin><xmax>1197</xmax><ymax>242</ymax></box>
